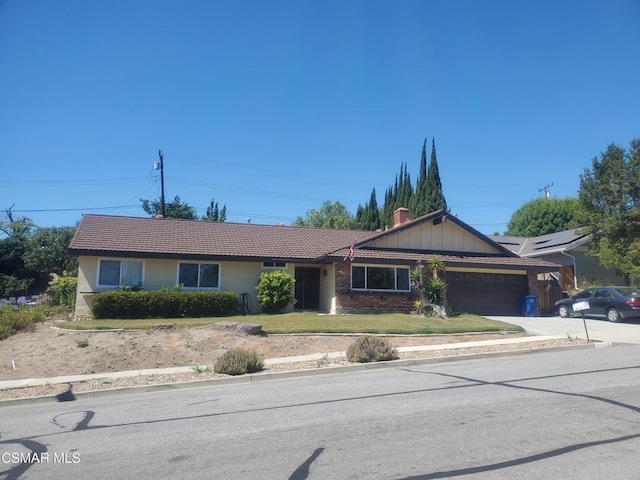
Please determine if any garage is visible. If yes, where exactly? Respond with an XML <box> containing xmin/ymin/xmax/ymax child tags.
<box><xmin>446</xmin><ymin>271</ymin><xmax>527</xmax><ymax>316</ymax></box>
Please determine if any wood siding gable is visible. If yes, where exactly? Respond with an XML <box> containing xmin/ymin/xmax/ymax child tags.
<box><xmin>366</xmin><ymin>217</ymin><xmax>503</xmax><ymax>254</ymax></box>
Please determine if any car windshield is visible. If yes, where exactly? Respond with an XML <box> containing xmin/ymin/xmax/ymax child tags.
<box><xmin>614</xmin><ymin>287</ymin><xmax>640</xmax><ymax>297</ymax></box>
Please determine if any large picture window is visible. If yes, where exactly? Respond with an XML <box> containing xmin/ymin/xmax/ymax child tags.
<box><xmin>351</xmin><ymin>266</ymin><xmax>410</xmax><ymax>292</ymax></box>
<box><xmin>98</xmin><ymin>259</ymin><xmax>143</xmax><ymax>287</ymax></box>
<box><xmin>178</xmin><ymin>263</ymin><xmax>220</xmax><ymax>289</ymax></box>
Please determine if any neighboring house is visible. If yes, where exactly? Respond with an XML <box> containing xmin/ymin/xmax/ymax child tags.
<box><xmin>68</xmin><ymin>208</ymin><xmax>559</xmax><ymax>319</ymax></box>
<box><xmin>489</xmin><ymin>229</ymin><xmax>626</xmax><ymax>291</ymax></box>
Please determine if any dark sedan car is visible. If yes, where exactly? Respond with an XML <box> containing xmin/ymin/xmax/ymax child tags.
<box><xmin>555</xmin><ymin>286</ymin><xmax>640</xmax><ymax>322</ymax></box>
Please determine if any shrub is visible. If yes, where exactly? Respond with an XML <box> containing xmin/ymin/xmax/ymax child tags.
<box><xmin>0</xmin><ymin>274</ymin><xmax>32</xmax><ymax>298</ymax></box>
<box><xmin>90</xmin><ymin>290</ymin><xmax>239</xmax><ymax>319</ymax></box>
<box><xmin>48</xmin><ymin>272</ymin><xmax>77</xmax><ymax>309</ymax></box>
<box><xmin>214</xmin><ymin>348</ymin><xmax>264</xmax><ymax>375</ymax></box>
<box><xmin>346</xmin><ymin>335</ymin><xmax>399</xmax><ymax>363</ymax></box>
<box><xmin>0</xmin><ymin>306</ymin><xmax>41</xmax><ymax>340</ymax></box>
<box><xmin>256</xmin><ymin>270</ymin><xmax>295</xmax><ymax>314</ymax></box>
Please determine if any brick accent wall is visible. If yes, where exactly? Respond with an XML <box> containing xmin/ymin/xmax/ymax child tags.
<box><xmin>334</xmin><ymin>263</ymin><xmax>415</xmax><ymax>314</ymax></box>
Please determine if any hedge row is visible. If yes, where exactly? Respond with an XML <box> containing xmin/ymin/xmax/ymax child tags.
<box><xmin>90</xmin><ymin>290</ymin><xmax>239</xmax><ymax>319</ymax></box>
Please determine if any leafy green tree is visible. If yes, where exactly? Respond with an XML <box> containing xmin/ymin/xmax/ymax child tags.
<box><xmin>505</xmin><ymin>197</ymin><xmax>580</xmax><ymax>236</ymax></box>
<box><xmin>292</xmin><ymin>200</ymin><xmax>356</xmax><ymax>229</ymax></box>
<box><xmin>140</xmin><ymin>195</ymin><xmax>197</xmax><ymax>219</ymax></box>
<box><xmin>0</xmin><ymin>213</ymin><xmax>35</xmax><ymax>297</ymax></box>
<box><xmin>24</xmin><ymin>227</ymin><xmax>78</xmax><ymax>277</ymax></box>
<box><xmin>202</xmin><ymin>198</ymin><xmax>227</xmax><ymax>222</ymax></box>
<box><xmin>576</xmin><ymin>139</ymin><xmax>640</xmax><ymax>284</ymax></box>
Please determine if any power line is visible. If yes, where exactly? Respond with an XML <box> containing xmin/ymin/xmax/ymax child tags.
<box><xmin>11</xmin><ymin>205</ymin><xmax>141</xmax><ymax>213</ymax></box>
<box><xmin>0</xmin><ymin>177</ymin><xmax>149</xmax><ymax>188</ymax></box>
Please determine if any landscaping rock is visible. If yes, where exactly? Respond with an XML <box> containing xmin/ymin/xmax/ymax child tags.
<box><xmin>212</xmin><ymin>322</ymin><xmax>263</xmax><ymax>335</ymax></box>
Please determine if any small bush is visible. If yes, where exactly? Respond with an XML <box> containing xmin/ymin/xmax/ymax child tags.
<box><xmin>76</xmin><ymin>338</ymin><xmax>89</xmax><ymax>348</ymax></box>
<box><xmin>214</xmin><ymin>348</ymin><xmax>264</xmax><ymax>375</ymax></box>
<box><xmin>0</xmin><ymin>306</ymin><xmax>42</xmax><ymax>340</ymax></box>
<box><xmin>256</xmin><ymin>270</ymin><xmax>295</xmax><ymax>314</ymax></box>
<box><xmin>346</xmin><ymin>335</ymin><xmax>399</xmax><ymax>363</ymax></box>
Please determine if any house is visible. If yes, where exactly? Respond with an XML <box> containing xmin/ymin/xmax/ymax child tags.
<box><xmin>489</xmin><ymin>229</ymin><xmax>626</xmax><ymax>291</ymax></box>
<box><xmin>68</xmin><ymin>208</ymin><xmax>560</xmax><ymax>319</ymax></box>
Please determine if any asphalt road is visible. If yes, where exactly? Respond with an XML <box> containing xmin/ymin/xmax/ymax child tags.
<box><xmin>2</xmin><ymin>345</ymin><xmax>640</xmax><ymax>479</ymax></box>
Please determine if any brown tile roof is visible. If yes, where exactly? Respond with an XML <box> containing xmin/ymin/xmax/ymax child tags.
<box><xmin>328</xmin><ymin>247</ymin><xmax>560</xmax><ymax>270</ymax></box>
<box><xmin>69</xmin><ymin>214</ymin><xmax>559</xmax><ymax>271</ymax></box>
<box><xmin>68</xmin><ymin>214</ymin><xmax>376</xmax><ymax>261</ymax></box>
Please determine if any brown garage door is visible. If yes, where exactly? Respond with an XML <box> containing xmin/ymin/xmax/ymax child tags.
<box><xmin>446</xmin><ymin>271</ymin><xmax>527</xmax><ymax>316</ymax></box>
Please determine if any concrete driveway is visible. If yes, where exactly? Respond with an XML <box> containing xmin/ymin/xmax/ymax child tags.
<box><xmin>486</xmin><ymin>315</ymin><xmax>640</xmax><ymax>345</ymax></box>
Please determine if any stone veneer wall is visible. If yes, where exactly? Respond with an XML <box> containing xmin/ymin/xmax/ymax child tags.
<box><xmin>334</xmin><ymin>263</ymin><xmax>414</xmax><ymax>314</ymax></box>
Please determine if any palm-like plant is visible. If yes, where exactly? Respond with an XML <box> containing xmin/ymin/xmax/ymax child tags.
<box><xmin>411</xmin><ymin>256</ymin><xmax>447</xmax><ymax>318</ymax></box>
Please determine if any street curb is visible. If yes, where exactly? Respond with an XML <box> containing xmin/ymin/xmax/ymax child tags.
<box><xmin>0</xmin><ymin>342</ymin><xmax>601</xmax><ymax>408</ymax></box>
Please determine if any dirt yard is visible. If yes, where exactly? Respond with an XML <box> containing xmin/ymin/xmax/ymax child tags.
<box><xmin>0</xmin><ymin>320</ymin><xmax>585</xmax><ymax>401</ymax></box>
<box><xmin>0</xmin><ymin>321</ymin><xmax>535</xmax><ymax>380</ymax></box>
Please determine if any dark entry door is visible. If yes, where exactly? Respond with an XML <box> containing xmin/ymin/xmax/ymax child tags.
<box><xmin>294</xmin><ymin>267</ymin><xmax>321</xmax><ymax>310</ymax></box>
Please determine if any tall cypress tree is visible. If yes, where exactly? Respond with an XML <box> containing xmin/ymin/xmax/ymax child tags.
<box><xmin>366</xmin><ymin>188</ymin><xmax>381</xmax><ymax>230</ymax></box>
<box><xmin>424</xmin><ymin>138</ymin><xmax>447</xmax><ymax>213</ymax></box>
<box><xmin>354</xmin><ymin>188</ymin><xmax>381</xmax><ymax>231</ymax></box>
<box><xmin>375</xmin><ymin>138</ymin><xmax>447</xmax><ymax>228</ymax></box>
<box><xmin>411</xmin><ymin>139</ymin><xmax>429</xmax><ymax>217</ymax></box>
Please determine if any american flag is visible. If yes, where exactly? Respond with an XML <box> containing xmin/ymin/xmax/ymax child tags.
<box><xmin>344</xmin><ymin>242</ymin><xmax>355</xmax><ymax>262</ymax></box>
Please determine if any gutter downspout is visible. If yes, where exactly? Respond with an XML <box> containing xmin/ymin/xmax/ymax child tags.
<box><xmin>560</xmin><ymin>249</ymin><xmax>578</xmax><ymax>291</ymax></box>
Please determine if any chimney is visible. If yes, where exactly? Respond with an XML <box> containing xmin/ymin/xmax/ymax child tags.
<box><xmin>393</xmin><ymin>208</ymin><xmax>410</xmax><ymax>227</ymax></box>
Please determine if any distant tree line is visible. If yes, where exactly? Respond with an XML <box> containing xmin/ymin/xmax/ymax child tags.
<box><xmin>140</xmin><ymin>195</ymin><xmax>226</xmax><ymax>221</ymax></box>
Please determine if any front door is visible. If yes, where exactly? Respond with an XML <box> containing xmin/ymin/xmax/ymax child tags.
<box><xmin>294</xmin><ymin>267</ymin><xmax>321</xmax><ymax>310</ymax></box>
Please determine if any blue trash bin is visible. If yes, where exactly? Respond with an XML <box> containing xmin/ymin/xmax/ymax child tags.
<box><xmin>523</xmin><ymin>295</ymin><xmax>537</xmax><ymax>316</ymax></box>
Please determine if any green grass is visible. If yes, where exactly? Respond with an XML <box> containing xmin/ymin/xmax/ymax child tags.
<box><xmin>55</xmin><ymin>312</ymin><xmax>523</xmax><ymax>335</ymax></box>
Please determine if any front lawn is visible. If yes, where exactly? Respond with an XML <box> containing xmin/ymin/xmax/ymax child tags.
<box><xmin>55</xmin><ymin>312</ymin><xmax>524</xmax><ymax>335</ymax></box>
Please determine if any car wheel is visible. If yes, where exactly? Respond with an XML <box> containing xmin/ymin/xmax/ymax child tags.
<box><xmin>606</xmin><ymin>308</ymin><xmax>621</xmax><ymax>323</ymax></box>
<box><xmin>558</xmin><ymin>305</ymin><xmax>570</xmax><ymax>318</ymax></box>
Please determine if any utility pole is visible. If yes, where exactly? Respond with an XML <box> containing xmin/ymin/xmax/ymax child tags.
<box><xmin>538</xmin><ymin>182</ymin><xmax>553</xmax><ymax>199</ymax></box>
<box><xmin>158</xmin><ymin>150</ymin><xmax>166</xmax><ymax>217</ymax></box>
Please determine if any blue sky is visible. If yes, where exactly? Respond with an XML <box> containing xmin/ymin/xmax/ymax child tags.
<box><xmin>1</xmin><ymin>1</ymin><xmax>639</xmax><ymax>235</ymax></box>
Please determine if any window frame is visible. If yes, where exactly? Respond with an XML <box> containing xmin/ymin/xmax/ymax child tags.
<box><xmin>177</xmin><ymin>262</ymin><xmax>221</xmax><ymax>290</ymax></box>
<box><xmin>262</xmin><ymin>261</ymin><xmax>287</xmax><ymax>269</ymax></box>
<box><xmin>97</xmin><ymin>258</ymin><xmax>145</xmax><ymax>288</ymax></box>
<box><xmin>350</xmin><ymin>264</ymin><xmax>411</xmax><ymax>292</ymax></box>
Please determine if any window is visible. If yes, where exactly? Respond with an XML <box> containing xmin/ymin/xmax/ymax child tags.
<box><xmin>178</xmin><ymin>263</ymin><xmax>220</xmax><ymax>288</ymax></box>
<box><xmin>98</xmin><ymin>259</ymin><xmax>143</xmax><ymax>287</ymax></box>
<box><xmin>262</xmin><ymin>261</ymin><xmax>286</xmax><ymax>268</ymax></box>
<box><xmin>351</xmin><ymin>266</ymin><xmax>410</xmax><ymax>292</ymax></box>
